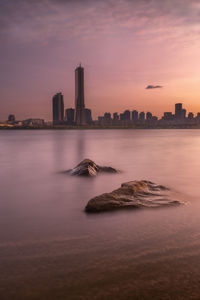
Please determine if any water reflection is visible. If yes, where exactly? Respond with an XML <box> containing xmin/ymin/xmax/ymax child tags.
<box><xmin>76</xmin><ymin>130</ymin><xmax>85</xmax><ymax>161</ymax></box>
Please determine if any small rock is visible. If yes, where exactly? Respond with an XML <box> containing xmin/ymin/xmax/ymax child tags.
<box><xmin>67</xmin><ymin>159</ymin><xmax>118</xmax><ymax>177</ymax></box>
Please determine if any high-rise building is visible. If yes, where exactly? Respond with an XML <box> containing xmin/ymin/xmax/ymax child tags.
<box><xmin>175</xmin><ymin>103</ymin><xmax>182</xmax><ymax>119</ymax></box>
<box><xmin>65</xmin><ymin>108</ymin><xmax>75</xmax><ymax>124</ymax></box>
<box><xmin>182</xmin><ymin>109</ymin><xmax>186</xmax><ymax>119</ymax></box>
<box><xmin>120</xmin><ymin>110</ymin><xmax>130</xmax><ymax>121</ymax></box>
<box><xmin>188</xmin><ymin>112</ymin><xmax>194</xmax><ymax>120</ymax></box>
<box><xmin>85</xmin><ymin>108</ymin><xmax>92</xmax><ymax>124</ymax></box>
<box><xmin>104</xmin><ymin>112</ymin><xmax>111</xmax><ymax>120</ymax></box>
<box><xmin>52</xmin><ymin>92</ymin><xmax>64</xmax><ymax>124</ymax></box>
<box><xmin>146</xmin><ymin>112</ymin><xmax>152</xmax><ymax>120</ymax></box>
<box><xmin>119</xmin><ymin>113</ymin><xmax>124</xmax><ymax>121</ymax></box>
<box><xmin>163</xmin><ymin>112</ymin><xmax>174</xmax><ymax>120</ymax></box>
<box><xmin>139</xmin><ymin>112</ymin><xmax>145</xmax><ymax>120</ymax></box>
<box><xmin>75</xmin><ymin>64</ymin><xmax>85</xmax><ymax>125</ymax></box>
<box><xmin>113</xmin><ymin>112</ymin><xmax>119</xmax><ymax>120</ymax></box>
<box><xmin>123</xmin><ymin>110</ymin><xmax>131</xmax><ymax>121</ymax></box>
<box><xmin>132</xmin><ymin>110</ymin><xmax>138</xmax><ymax>121</ymax></box>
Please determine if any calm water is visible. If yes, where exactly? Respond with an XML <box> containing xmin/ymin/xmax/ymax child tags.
<box><xmin>0</xmin><ymin>129</ymin><xmax>200</xmax><ymax>300</ymax></box>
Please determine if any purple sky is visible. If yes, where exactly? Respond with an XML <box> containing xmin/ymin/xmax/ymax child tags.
<box><xmin>1</xmin><ymin>0</ymin><xmax>200</xmax><ymax>120</ymax></box>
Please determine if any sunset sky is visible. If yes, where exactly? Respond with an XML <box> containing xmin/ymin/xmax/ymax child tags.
<box><xmin>1</xmin><ymin>0</ymin><xmax>200</xmax><ymax>120</ymax></box>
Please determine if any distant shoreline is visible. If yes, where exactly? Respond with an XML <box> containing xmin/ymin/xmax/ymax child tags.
<box><xmin>1</xmin><ymin>125</ymin><xmax>200</xmax><ymax>130</ymax></box>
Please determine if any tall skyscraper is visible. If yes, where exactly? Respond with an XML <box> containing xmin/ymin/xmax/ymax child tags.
<box><xmin>52</xmin><ymin>92</ymin><xmax>64</xmax><ymax>124</ymax></box>
<box><xmin>75</xmin><ymin>64</ymin><xmax>85</xmax><ymax>125</ymax></box>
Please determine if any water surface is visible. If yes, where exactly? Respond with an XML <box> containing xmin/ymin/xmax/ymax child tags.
<box><xmin>0</xmin><ymin>129</ymin><xmax>200</xmax><ymax>299</ymax></box>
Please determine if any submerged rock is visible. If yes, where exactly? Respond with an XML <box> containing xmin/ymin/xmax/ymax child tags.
<box><xmin>85</xmin><ymin>180</ymin><xmax>184</xmax><ymax>212</ymax></box>
<box><xmin>67</xmin><ymin>159</ymin><xmax>117</xmax><ymax>177</ymax></box>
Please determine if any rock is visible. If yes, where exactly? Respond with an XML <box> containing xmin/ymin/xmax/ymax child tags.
<box><xmin>85</xmin><ymin>180</ymin><xmax>184</xmax><ymax>212</ymax></box>
<box><xmin>67</xmin><ymin>159</ymin><xmax>118</xmax><ymax>177</ymax></box>
<box><xmin>99</xmin><ymin>166</ymin><xmax>117</xmax><ymax>173</ymax></box>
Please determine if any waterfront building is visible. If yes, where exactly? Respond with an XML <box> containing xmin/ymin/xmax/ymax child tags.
<box><xmin>98</xmin><ymin>116</ymin><xmax>104</xmax><ymax>123</ymax></box>
<box><xmin>75</xmin><ymin>64</ymin><xmax>86</xmax><ymax>125</ymax></box>
<box><xmin>163</xmin><ymin>112</ymin><xmax>174</xmax><ymax>120</ymax></box>
<box><xmin>120</xmin><ymin>111</ymin><xmax>129</xmax><ymax>121</ymax></box>
<box><xmin>182</xmin><ymin>109</ymin><xmax>186</xmax><ymax>119</ymax></box>
<box><xmin>188</xmin><ymin>112</ymin><xmax>194</xmax><ymax>120</ymax></box>
<box><xmin>65</xmin><ymin>108</ymin><xmax>75</xmax><ymax>124</ymax></box>
<box><xmin>52</xmin><ymin>92</ymin><xmax>64</xmax><ymax>124</ymax></box>
<box><xmin>113</xmin><ymin>112</ymin><xmax>119</xmax><ymax>120</ymax></box>
<box><xmin>120</xmin><ymin>113</ymin><xmax>124</xmax><ymax>121</ymax></box>
<box><xmin>146</xmin><ymin>112</ymin><xmax>152</xmax><ymax>120</ymax></box>
<box><xmin>123</xmin><ymin>110</ymin><xmax>131</xmax><ymax>121</ymax></box>
<box><xmin>104</xmin><ymin>112</ymin><xmax>111</xmax><ymax>120</ymax></box>
<box><xmin>8</xmin><ymin>114</ymin><xmax>15</xmax><ymax>122</ymax></box>
<box><xmin>139</xmin><ymin>111</ymin><xmax>145</xmax><ymax>120</ymax></box>
<box><xmin>132</xmin><ymin>110</ymin><xmax>138</xmax><ymax>121</ymax></box>
<box><xmin>23</xmin><ymin>119</ymin><xmax>45</xmax><ymax>126</ymax></box>
<box><xmin>175</xmin><ymin>103</ymin><xmax>183</xmax><ymax>119</ymax></box>
<box><xmin>175</xmin><ymin>103</ymin><xmax>187</xmax><ymax>120</ymax></box>
<box><xmin>85</xmin><ymin>108</ymin><xmax>92</xmax><ymax>124</ymax></box>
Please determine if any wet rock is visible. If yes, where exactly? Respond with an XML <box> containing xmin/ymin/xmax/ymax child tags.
<box><xmin>100</xmin><ymin>166</ymin><xmax>117</xmax><ymax>173</ymax></box>
<box><xmin>85</xmin><ymin>180</ymin><xmax>184</xmax><ymax>212</ymax></box>
<box><xmin>67</xmin><ymin>159</ymin><xmax>117</xmax><ymax>177</ymax></box>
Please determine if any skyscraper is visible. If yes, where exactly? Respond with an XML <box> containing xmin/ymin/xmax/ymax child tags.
<box><xmin>52</xmin><ymin>92</ymin><xmax>64</xmax><ymax>125</ymax></box>
<box><xmin>75</xmin><ymin>64</ymin><xmax>85</xmax><ymax>125</ymax></box>
<box><xmin>175</xmin><ymin>103</ymin><xmax>182</xmax><ymax>119</ymax></box>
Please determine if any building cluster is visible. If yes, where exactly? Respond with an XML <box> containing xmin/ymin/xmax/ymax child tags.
<box><xmin>161</xmin><ymin>103</ymin><xmax>199</xmax><ymax>123</ymax></box>
<box><xmin>2</xmin><ymin>65</ymin><xmax>200</xmax><ymax>128</ymax></box>
<box><xmin>52</xmin><ymin>64</ymin><xmax>92</xmax><ymax>125</ymax></box>
<box><xmin>96</xmin><ymin>103</ymin><xmax>200</xmax><ymax>127</ymax></box>
<box><xmin>97</xmin><ymin>110</ymin><xmax>157</xmax><ymax>126</ymax></box>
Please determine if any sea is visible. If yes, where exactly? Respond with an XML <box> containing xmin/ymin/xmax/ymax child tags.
<box><xmin>0</xmin><ymin>129</ymin><xmax>200</xmax><ymax>300</ymax></box>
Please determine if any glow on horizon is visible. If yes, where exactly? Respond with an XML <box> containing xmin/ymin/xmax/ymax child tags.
<box><xmin>0</xmin><ymin>0</ymin><xmax>200</xmax><ymax>120</ymax></box>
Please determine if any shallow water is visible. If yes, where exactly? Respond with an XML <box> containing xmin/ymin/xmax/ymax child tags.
<box><xmin>0</xmin><ymin>129</ymin><xmax>200</xmax><ymax>299</ymax></box>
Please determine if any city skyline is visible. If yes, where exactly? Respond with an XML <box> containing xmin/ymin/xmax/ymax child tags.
<box><xmin>1</xmin><ymin>0</ymin><xmax>200</xmax><ymax>121</ymax></box>
<box><xmin>2</xmin><ymin>61</ymin><xmax>200</xmax><ymax>123</ymax></box>
<box><xmin>52</xmin><ymin>64</ymin><xmax>200</xmax><ymax>127</ymax></box>
<box><xmin>2</xmin><ymin>63</ymin><xmax>200</xmax><ymax>126</ymax></box>
<box><xmin>3</xmin><ymin>99</ymin><xmax>200</xmax><ymax>128</ymax></box>
<box><xmin>50</xmin><ymin>64</ymin><xmax>200</xmax><ymax>126</ymax></box>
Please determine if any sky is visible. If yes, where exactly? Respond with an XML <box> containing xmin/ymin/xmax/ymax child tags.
<box><xmin>0</xmin><ymin>0</ymin><xmax>200</xmax><ymax>121</ymax></box>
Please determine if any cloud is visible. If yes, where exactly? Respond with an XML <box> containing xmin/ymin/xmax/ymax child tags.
<box><xmin>146</xmin><ymin>85</ymin><xmax>163</xmax><ymax>89</ymax></box>
<box><xmin>0</xmin><ymin>0</ymin><xmax>200</xmax><ymax>44</ymax></box>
